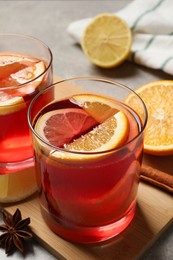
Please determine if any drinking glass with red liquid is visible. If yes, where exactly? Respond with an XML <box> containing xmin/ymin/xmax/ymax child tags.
<box><xmin>0</xmin><ymin>33</ymin><xmax>53</xmax><ymax>202</ymax></box>
<box><xmin>28</xmin><ymin>77</ymin><xmax>147</xmax><ymax>243</ymax></box>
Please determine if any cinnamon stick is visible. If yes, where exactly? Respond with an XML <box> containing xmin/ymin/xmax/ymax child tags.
<box><xmin>140</xmin><ymin>164</ymin><xmax>173</xmax><ymax>193</ymax></box>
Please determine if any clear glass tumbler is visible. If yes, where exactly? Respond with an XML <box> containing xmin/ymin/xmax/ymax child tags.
<box><xmin>28</xmin><ymin>77</ymin><xmax>147</xmax><ymax>243</ymax></box>
<box><xmin>0</xmin><ymin>33</ymin><xmax>53</xmax><ymax>202</ymax></box>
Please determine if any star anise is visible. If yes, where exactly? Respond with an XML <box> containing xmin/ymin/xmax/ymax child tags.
<box><xmin>0</xmin><ymin>208</ymin><xmax>33</xmax><ymax>254</ymax></box>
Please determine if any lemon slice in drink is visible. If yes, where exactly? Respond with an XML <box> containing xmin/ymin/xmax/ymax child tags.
<box><xmin>0</xmin><ymin>167</ymin><xmax>38</xmax><ymax>203</ymax></box>
<box><xmin>0</xmin><ymin>95</ymin><xmax>25</xmax><ymax>115</ymax></box>
<box><xmin>81</xmin><ymin>13</ymin><xmax>132</xmax><ymax>68</ymax></box>
<box><xmin>125</xmin><ymin>80</ymin><xmax>173</xmax><ymax>155</ymax></box>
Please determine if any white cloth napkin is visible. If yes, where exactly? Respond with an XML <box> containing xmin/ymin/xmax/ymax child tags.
<box><xmin>67</xmin><ymin>0</ymin><xmax>173</xmax><ymax>76</ymax></box>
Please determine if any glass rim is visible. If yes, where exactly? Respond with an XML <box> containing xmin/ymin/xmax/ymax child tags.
<box><xmin>28</xmin><ymin>76</ymin><xmax>148</xmax><ymax>155</ymax></box>
<box><xmin>0</xmin><ymin>33</ymin><xmax>53</xmax><ymax>90</ymax></box>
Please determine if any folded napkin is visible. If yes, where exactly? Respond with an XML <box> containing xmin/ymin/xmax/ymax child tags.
<box><xmin>67</xmin><ymin>0</ymin><xmax>173</xmax><ymax>76</ymax></box>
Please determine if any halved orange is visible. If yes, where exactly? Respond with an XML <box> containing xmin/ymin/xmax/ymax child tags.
<box><xmin>125</xmin><ymin>80</ymin><xmax>173</xmax><ymax>156</ymax></box>
<box><xmin>81</xmin><ymin>13</ymin><xmax>132</xmax><ymax>68</ymax></box>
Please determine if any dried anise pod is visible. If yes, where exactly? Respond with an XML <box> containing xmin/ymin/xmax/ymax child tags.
<box><xmin>0</xmin><ymin>208</ymin><xmax>33</xmax><ymax>254</ymax></box>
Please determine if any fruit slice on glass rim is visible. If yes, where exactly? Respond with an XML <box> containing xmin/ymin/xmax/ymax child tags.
<box><xmin>81</xmin><ymin>13</ymin><xmax>132</xmax><ymax>68</ymax></box>
<box><xmin>125</xmin><ymin>80</ymin><xmax>173</xmax><ymax>156</ymax></box>
<box><xmin>35</xmin><ymin>105</ymin><xmax>129</xmax><ymax>160</ymax></box>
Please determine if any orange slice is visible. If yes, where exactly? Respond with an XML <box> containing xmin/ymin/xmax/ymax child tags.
<box><xmin>14</xmin><ymin>61</ymin><xmax>46</xmax><ymax>94</ymax></box>
<box><xmin>70</xmin><ymin>94</ymin><xmax>139</xmax><ymax>143</ymax></box>
<box><xmin>0</xmin><ymin>59</ymin><xmax>45</xmax><ymax>115</ymax></box>
<box><xmin>35</xmin><ymin>99</ymin><xmax>129</xmax><ymax>161</ymax></box>
<box><xmin>35</xmin><ymin>108</ymin><xmax>98</xmax><ymax>148</ymax></box>
<box><xmin>0</xmin><ymin>167</ymin><xmax>38</xmax><ymax>203</ymax></box>
<box><xmin>65</xmin><ymin>111</ymin><xmax>129</xmax><ymax>152</ymax></box>
<box><xmin>0</xmin><ymin>55</ymin><xmax>45</xmax><ymax>89</ymax></box>
<box><xmin>81</xmin><ymin>13</ymin><xmax>132</xmax><ymax>68</ymax></box>
<box><xmin>0</xmin><ymin>56</ymin><xmax>29</xmax><ymax>81</ymax></box>
<box><xmin>0</xmin><ymin>54</ymin><xmax>46</xmax><ymax>96</ymax></box>
<box><xmin>125</xmin><ymin>80</ymin><xmax>173</xmax><ymax>155</ymax></box>
<box><xmin>70</xmin><ymin>94</ymin><xmax>119</xmax><ymax>123</ymax></box>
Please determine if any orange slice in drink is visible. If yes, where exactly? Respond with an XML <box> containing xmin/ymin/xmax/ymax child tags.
<box><xmin>35</xmin><ymin>108</ymin><xmax>98</xmax><ymax>148</ymax></box>
<box><xmin>125</xmin><ymin>80</ymin><xmax>173</xmax><ymax>155</ymax></box>
<box><xmin>0</xmin><ymin>54</ymin><xmax>46</xmax><ymax>95</ymax></box>
<box><xmin>13</xmin><ymin>60</ymin><xmax>46</xmax><ymax>94</ymax></box>
<box><xmin>70</xmin><ymin>94</ymin><xmax>139</xmax><ymax>143</ymax></box>
<box><xmin>0</xmin><ymin>55</ymin><xmax>36</xmax><ymax>81</ymax></box>
<box><xmin>35</xmin><ymin>102</ymin><xmax>129</xmax><ymax>161</ymax></box>
<box><xmin>0</xmin><ymin>58</ymin><xmax>46</xmax><ymax>115</ymax></box>
<box><xmin>65</xmin><ymin>111</ymin><xmax>129</xmax><ymax>152</ymax></box>
<box><xmin>70</xmin><ymin>94</ymin><xmax>119</xmax><ymax>123</ymax></box>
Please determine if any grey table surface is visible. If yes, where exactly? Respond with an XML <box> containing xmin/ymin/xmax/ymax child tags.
<box><xmin>0</xmin><ymin>0</ymin><xmax>173</xmax><ymax>259</ymax></box>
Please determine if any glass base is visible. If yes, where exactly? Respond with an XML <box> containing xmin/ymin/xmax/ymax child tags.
<box><xmin>0</xmin><ymin>157</ymin><xmax>35</xmax><ymax>175</ymax></box>
<box><xmin>40</xmin><ymin>200</ymin><xmax>136</xmax><ymax>244</ymax></box>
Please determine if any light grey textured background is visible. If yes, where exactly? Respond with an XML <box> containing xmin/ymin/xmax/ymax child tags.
<box><xmin>0</xmin><ymin>1</ymin><xmax>172</xmax><ymax>259</ymax></box>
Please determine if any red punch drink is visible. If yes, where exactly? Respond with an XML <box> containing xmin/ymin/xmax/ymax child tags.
<box><xmin>0</xmin><ymin>54</ymin><xmax>51</xmax><ymax>165</ymax></box>
<box><xmin>28</xmin><ymin>78</ymin><xmax>147</xmax><ymax>243</ymax></box>
<box><xmin>0</xmin><ymin>34</ymin><xmax>53</xmax><ymax>203</ymax></box>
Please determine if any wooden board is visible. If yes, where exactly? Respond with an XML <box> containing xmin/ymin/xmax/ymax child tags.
<box><xmin>5</xmin><ymin>183</ymin><xmax>173</xmax><ymax>260</ymax></box>
<box><xmin>4</xmin><ymin>76</ymin><xmax>173</xmax><ymax>259</ymax></box>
